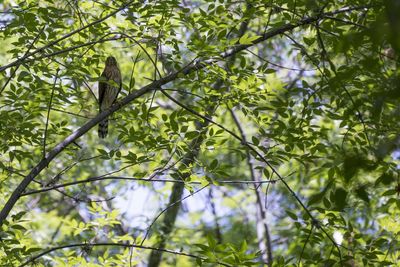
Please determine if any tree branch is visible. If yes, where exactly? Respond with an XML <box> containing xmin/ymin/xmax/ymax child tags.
<box><xmin>21</xmin><ymin>176</ymin><xmax>278</xmax><ymax>196</ymax></box>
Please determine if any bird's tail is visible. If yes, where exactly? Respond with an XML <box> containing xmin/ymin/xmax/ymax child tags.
<box><xmin>98</xmin><ymin>119</ymin><xmax>108</xmax><ymax>138</ymax></box>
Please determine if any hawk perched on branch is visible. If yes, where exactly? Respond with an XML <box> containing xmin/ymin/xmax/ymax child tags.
<box><xmin>98</xmin><ymin>56</ymin><xmax>122</xmax><ymax>138</ymax></box>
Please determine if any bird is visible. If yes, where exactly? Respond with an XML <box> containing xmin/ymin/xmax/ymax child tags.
<box><xmin>98</xmin><ymin>56</ymin><xmax>122</xmax><ymax>138</ymax></box>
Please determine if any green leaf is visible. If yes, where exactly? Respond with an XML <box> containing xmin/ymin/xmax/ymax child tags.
<box><xmin>375</xmin><ymin>172</ymin><xmax>395</xmax><ymax>185</ymax></box>
<box><xmin>210</xmin><ymin>159</ymin><xmax>218</xmax><ymax>170</ymax></box>
<box><xmin>170</xmin><ymin>118</ymin><xmax>179</xmax><ymax>132</ymax></box>
<box><xmin>308</xmin><ymin>192</ymin><xmax>325</xmax><ymax>206</ymax></box>
<box><xmin>285</xmin><ymin>210</ymin><xmax>298</xmax><ymax>220</ymax></box>
<box><xmin>355</xmin><ymin>186</ymin><xmax>370</xmax><ymax>203</ymax></box>
<box><xmin>17</xmin><ymin>71</ymin><xmax>30</xmax><ymax>82</ymax></box>
<box><xmin>25</xmin><ymin>247</ymin><xmax>42</xmax><ymax>254</ymax></box>
<box><xmin>303</xmin><ymin>37</ymin><xmax>315</xmax><ymax>46</ymax></box>
<box><xmin>11</xmin><ymin>211</ymin><xmax>27</xmax><ymax>221</ymax></box>
<box><xmin>251</xmin><ymin>136</ymin><xmax>259</xmax><ymax>145</ymax></box>
<box><xmin>382</xmin><ymin>189</ymin><xmax>396</xmax><ymax>196</ymax></box>
<box><xmin>332</xmin><ymin>187</ymin><xmax>348</xmax><ymax>211</ymax></box>
<box><xmin>185</xmin><ymin>131</ymin><xmax>199</xmax><ymax>139</ymax></box>
<box><xmin>239</xmin><ymin>33</ymin><xmax>261</xmax><ymax>45</ymax></box>
<box><xmin>11</xmin><ymin>224</ymin><xmax>26</xmax><ymax>231</ymax></box>
<box><xmin>207</xmin><ymin>234</ymin><xmax>216</xmax><ymax>249</ymax></box>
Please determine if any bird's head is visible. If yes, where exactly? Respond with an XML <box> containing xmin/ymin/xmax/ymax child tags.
<box><xmin>105</xmin><ymin>56</ymin><xmax>118</xmax><ymax>66</ymax></box>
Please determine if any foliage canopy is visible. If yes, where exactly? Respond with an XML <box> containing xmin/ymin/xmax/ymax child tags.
<box><xmin>0</xmin><ymin>0</ymin><xmax>399</xmax><ymax>266</ymax></box>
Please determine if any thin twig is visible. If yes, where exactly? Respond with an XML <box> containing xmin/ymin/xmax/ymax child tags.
<box><xmin>43</xmin><ymin>69</ymin><xmax>59</xmax><ymax>159</ymax></box>
<box><xmin>50</xmin><ymin>107</ymin><xmax>92</xmax><ymax>119</ymax></box>
<box><xmin>129</xmin><ymin>51</ymin><xmax>142</xmax><ymax>93</ymax></box>
<box><xmin>298</xmin><ymin>224</ymin><xmax>314</xmax><ymax>264</ymax></box>
<box><xmin>21</xmin><ymin>176</ymin><xmax>279</xmax><ymax>196</ymax></box>
<box><xmin>83</xmin><ymin>80</ymin><xmax>97</xmax><ymax>102</ymax></box>
<box><xmin>245</xmin><ymin>48</ymin><xmax>314</xmax><ymax>72</ymax></box>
